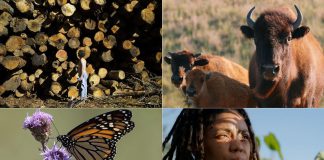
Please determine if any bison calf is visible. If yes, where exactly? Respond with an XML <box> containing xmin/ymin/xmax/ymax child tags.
<box><xmin>185</xmin><ymin>69</ymin><xmax>256</xmax><ymax>108</ymax></box>
<box><xmin>164</xmin><ymin>50</ymin><xmax>249</xmax><ymax>93</ymax></box>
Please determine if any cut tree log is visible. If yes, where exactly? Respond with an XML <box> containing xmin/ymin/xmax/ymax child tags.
<box><xmin>21</xmin><ymin>45</ymin><xmax>35</xmax><ymax>55</ymax></box>
<box><xmin>52</xmin><ymin>60</ymin><xmax>60</xmax><ymax>69</ymax></box>
<box><xmin>51</xmin><ymin>73</ymin><xmax>61</xmax><ymax>81</ymax></box>
<box><xmin>129</xmin><ymin>46</ymin><xmax>140</xmax><ymax>57</ymax></box>
<box><xmin>122</xmin><ymin>40</ymin><xmax>133</xmax><ymax>50</ymax></box>
<box><xmin>56</xmin><ymin>50</ymin><xmax>68</xmax><ymax>62</ymax></box>
<box><xmin>68</xmin><ymin>38</ymin><xmax>80</xmax><ymax>49</ymax></box>
<box><xmin>57</xmin><ymin>0</ymin><xmax>68</xmax><ymax>6</ymax></box>
<box><xmin>0</xmin><ymin>44</ymin><xmax>7</xmax><ymax>56</ymax></box>
<box><xmin>61</xmin><ymin>61</ymin><xmax>68</xmax><ymax>70</ymax></box>
<box><xmin>101</xmin><ymin>50</ymin><xmax>113</xmax><ymax>62</ymax></box>
<box><xmin>28</xmin><ymin>74</ymin><xmax>36</xmax><ymax>82</ymax></box>
<box><xmin>0</xmin><ymin>12</ymin><xmax>12</xmax><ymax>27</ymax></box>
<box><xmin>89</xmin><ymin>74</ymin><xmax>100</xmax><ymax>86</ymax></box>
<box><xmin>13</xmin><ymin>50</ymin><xmax>24</xmax><ymax>57</ymax></box>
<box><xmin>0</xmin><ymin>85</ymin><xmax>5</xmax><ymax>96</ymax></box>
<box><xmin>82</xmin><ymin>37</ymin><xmax>92</xmax><ymax>46</ymax></box>
<box><xmin>98</xmin><ymin>19</ymin><xmax>107</xmax><ymax>32</ymax></box>
<box><xmin>85</xmin><ymin>19</ymin><xmax>96</xmax><ymax>30</ymax></box>
<box><xmin>67</xmin><ymin>27</ymin><xmax>80</xmax><ymax>38</ymax></box>
<box><xmin>155</xmin><ymin>51</ymin><xmax>162</xmax><ymax>63</ymax></box>
<box><xmin>91</xmin><ymin>87</ymin><xmax>104</xmax><ymax>98</ymax></box>
<box><xmin>20</xmin><ymin>72</ymin><xmax>28</xmax><ymax>80</ymax></box>
<box><xmin>10</xmin><ymin>18</ymin><xmax>27</xmax><ymax>33</ymax></box>
<box><xmin>35</xmin><ymin>32</ymin><xmax>48</xmax><ymax>45</ymax></box>
<box><xmin>6</xmin><ymin>36</ymin><xmax>26</xmax><ymax>52</ymax></box>
<box><xmin>39</xmin><ymin>45</ymin><xmax>47</xmax><ymax>52</ymax></box>
<box><xmin>98</xmin><ymin>68</ymin><xmax>107</xmax><ymax>79</ymax></box>
<box><xmin>34</xmin><ymin>69</ymin><xmax>43</xmax><ymax>78</ymax></box>
<box><xmin>2</xmin><ymin>75</ymin><xmax>21</xmax><ymax>92</ymax></box>
<box><xmin>107</xmin><ymin>70</ymin><xmax>125</xmax><ymax>80</ymax></box>
<box><xmin>48</xmin><ymin>33</ymin><xmax>68</xmax><ymax>50</ymax></box>
<box><xmin>50</xmin><ymin>82</ymin><xmax>62</xmax><ymax>95</ymax></box>
<box><xmin>141</xmin><ymin>70</ymin><xmax>149</xmax><ymax>81</ymax></box>
<box><xmin>61</xmin><ymin>3</ymin><xmax>76</xmax><ymax>17</ymax></box>
<box><xmin>20</xmin><ymin>80</ymin><xmax>33</xmax><ymax>91</ymax></box>
<box><xmin>31</xmin><ymin>53</ymin><xmax>47</xmax><ymax>66</ymax></box>
<box><xmin>101</xmin><ymin>79</ymin><xmax>119</xmax><ymax>89</ymax></box>
<box><xmin>102</xmin><ymin>35</ymin><xmax>116</xmax><ymax>49</ymax></box>
<box><xmin>0</xmin><ymin>25</ymin><xmax>8</xmax><ymax>36</ymax></box>
<box><xmin>67</xmin><ymin>86</ymin><xmax>78</xmax><ymax>99</ymax></box>
<box><xmin>26</xmin><ymin>15</ymin><xmax>46</xmax><ymax>32</ymax></box>
<box><xmin>1</xmin><ymin>56</ymin><xmax>26</xmax><ymax>70</ymax></box>
<box><xmin>133</xmin><ymin>60</ymin><xmax>145</xmax><ymax>73</ymax></box>
<box><xmin>15</xmin><ymin>89</ymin><xmax>25</xmax><ymax>98</ymax></box>
<box><xmin>80</xmin><ymin>0</ymin><xmax>91</xmax><ymax>10</ymax></box>
<box><xmin>0</xmin><ymin>0</ymin><xmax>162</xmax><ymax>100</ymax></box>
<box><xmin>86</xmin><ymin>64</ymin><xmax>95</xmax><ymax>75</ymax></box>
<box><xmin>94</xmin><ymin>31</ymin><xmax>105</xmax><ymax>42</ymax></box>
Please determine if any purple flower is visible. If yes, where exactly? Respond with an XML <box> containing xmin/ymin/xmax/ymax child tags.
<box><xmin>23</xmin><ymin>109</ymin><xmax>53</xmax><ymax>146</ymax></box>
<box><xmin>41</xmin><ymin>145</ymin><xmax>70</xmax><ymax>160</ymax></box>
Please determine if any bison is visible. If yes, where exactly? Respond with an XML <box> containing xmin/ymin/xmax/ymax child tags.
<box><xmin>164</xmin><ymin>51</ymin><xmax>249</xmax><ymax>93</ymax></box>
<box><xmin>185</xmin><ymin>69</ymin><xmax>256</xmax><ymax>108</ymax></box>
<box><xmin>241</xmin><ymin>5</ymin><xmax>324</xmax><ymax>107</ymax></box>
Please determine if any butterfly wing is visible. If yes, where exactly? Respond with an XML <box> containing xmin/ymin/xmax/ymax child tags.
<box><xmin>60</xmin><ymin>110</ymin><xmax>135</xmax><ymax>160</ymax></box>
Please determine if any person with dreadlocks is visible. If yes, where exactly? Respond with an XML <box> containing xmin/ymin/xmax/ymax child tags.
<box><xmin>163</xmin><ymin>109</ymin><xmax>259</xmax><ymax>160</ymax></box>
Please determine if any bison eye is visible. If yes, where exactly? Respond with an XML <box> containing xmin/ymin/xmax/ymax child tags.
<box><xmin>278</xmin><ymin>36</ymin><xmax>292</xmax><ymax>44</ymax></box>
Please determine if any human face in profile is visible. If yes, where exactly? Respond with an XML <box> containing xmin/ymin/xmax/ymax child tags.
<box><xmin>204</xmin><ymin>111</ymin><xmax>251</xmax><ymax>160</ymax></box>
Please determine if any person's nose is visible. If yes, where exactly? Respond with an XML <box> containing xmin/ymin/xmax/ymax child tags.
<box><xmin>229</xmin><ymin>139</ymin><xmax>245</xmax><ymax>153</ymax></box>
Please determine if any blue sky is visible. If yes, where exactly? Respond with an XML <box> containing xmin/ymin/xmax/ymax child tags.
<box><xmin>163</xmin><ymin>109</ymin><xmax>324</xmax><ymax>160</ymax></box>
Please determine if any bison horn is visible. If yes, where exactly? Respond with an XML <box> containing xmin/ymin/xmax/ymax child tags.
<box><xmin>293</xmin><ymin>5</ymin><xmax>303</xmax><ymax>30</ymax></box>
<box><xmin>246</xmin><ymin>6</ymin><xmax>256</xmax><ymax>29</ymax></box>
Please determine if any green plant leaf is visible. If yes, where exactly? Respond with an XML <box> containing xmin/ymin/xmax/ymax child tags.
<box><xmin>256</xmin><ymin>136</ymin><xmax>261</xmax><ymax>149</ymax></box>
<box><xmin>264</xmin><ymin>132</ymin><xmax>284</xmax><ymax>160</ymax></box>
<box><xmin>315</xmin><ymin>151</ymin><xmax>324</xmax><ymax>160</ymax></box>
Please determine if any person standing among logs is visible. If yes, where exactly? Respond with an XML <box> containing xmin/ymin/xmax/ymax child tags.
<box><xmin>78</xmin><ymin>50</ymin><xmax>88</xmax><ymax>100</ymax></box>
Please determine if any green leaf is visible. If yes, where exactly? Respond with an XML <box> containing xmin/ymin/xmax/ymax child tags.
<box><xmin>264</xmin><ymin>132</ymin><xmax>284</xmax><ymax>160</ymax></box>
<box><xmin>315</xmin><ymin>151</ymin><xmax>324</xmax><ymax>160</ymax></box>
<box><xmin>256</xmin><ymin>136</ymin><xmax>261</xmax><ymax>149</ymax></box>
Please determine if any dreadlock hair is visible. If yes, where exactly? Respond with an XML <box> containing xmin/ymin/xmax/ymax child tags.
<box><xmin>162</xmin><ymin>109</ymin><xmax>260</xmax><ymax>160</ymax></box>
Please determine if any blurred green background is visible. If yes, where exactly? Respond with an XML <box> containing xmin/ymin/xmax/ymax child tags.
<box><xmin>162</xmin><ymin>0</ymin><xmax>324</xmax><ymax>107</ymax></box>
<box><xmin>0</xmin><ymin>108</ymin><xmax>161</xmax><ymax>160</ymax></box>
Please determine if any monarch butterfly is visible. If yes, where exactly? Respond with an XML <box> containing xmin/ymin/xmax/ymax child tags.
<box><xmin>57</xmin><ymin>109</ymin><xmax>135</xmax><ymax>160</ymax></box>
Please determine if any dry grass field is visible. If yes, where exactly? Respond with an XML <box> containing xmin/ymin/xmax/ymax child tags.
<box><xmin>162</xmin><ymin>0</ymin><xmax>324</xmax><ymax>107</ymax></box>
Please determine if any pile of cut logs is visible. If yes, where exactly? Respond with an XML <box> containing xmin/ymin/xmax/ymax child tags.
<box><xmin>0</xmin><ymin>0</ymin><xmax>162</xmax><ymax>99</ymax></box>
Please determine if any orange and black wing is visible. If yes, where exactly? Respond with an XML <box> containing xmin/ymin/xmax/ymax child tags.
<box><xmin>59</xmin><ymin>110</ymin><xmax>135</xmax><ymax>160</ymax></box>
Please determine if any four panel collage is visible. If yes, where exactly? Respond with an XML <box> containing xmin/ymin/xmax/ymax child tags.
<box><xmin>0</xmin><ymin>0</ymin><xmax>324</xmax><ymax>160</ymax></box>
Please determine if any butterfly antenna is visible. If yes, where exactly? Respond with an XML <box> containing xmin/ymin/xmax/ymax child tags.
<box><xmin>51</xmin><ymin>120</ymin><xmax>60</xmax><ymax>135</ymax></box>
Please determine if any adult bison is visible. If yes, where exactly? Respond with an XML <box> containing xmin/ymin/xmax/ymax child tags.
<box><xmin>164</xmin><ymin>51</ymin><xmax>249</xmax><ymax>92</ymax></box>
<box><xmin>241</xmin><ymin>5</ymin><xmax>324</xmax><ymax>107</ymax></box>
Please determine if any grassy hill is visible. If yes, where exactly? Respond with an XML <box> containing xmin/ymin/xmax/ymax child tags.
<box><xmin>162</xmin><ymin>0</ymin><xmax>324</xmax><ymax>107</ymax></box>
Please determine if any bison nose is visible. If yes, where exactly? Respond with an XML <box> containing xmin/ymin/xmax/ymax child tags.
<box><xmin>261</xmin><ymin>64</ymin><xmax>280</xmax><ymax>81</ymax></box>
<box><xmin>171</xmin><ymin>76</ymin><xmax>183</xmax><ymax>85</ymax></box>
<box><xmin>186</xmin><ymin>86</ymin><xmax>196</xmax><ymax>97</ymax></box>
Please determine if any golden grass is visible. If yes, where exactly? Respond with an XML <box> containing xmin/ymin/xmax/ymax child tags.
<box><xmin>162</xmin><ymin>0</ymin><xmax>324</xmax><ymax>107</ymax></box>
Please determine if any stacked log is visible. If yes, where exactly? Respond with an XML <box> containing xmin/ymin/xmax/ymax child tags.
<box><xmin>0</xmin><ymin>0</ymin><xmax>161</xmax><ymax>99</ymax></box>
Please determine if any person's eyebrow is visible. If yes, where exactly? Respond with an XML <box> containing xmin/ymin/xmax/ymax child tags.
<box><xmin>239</xmin><ymin>129</ymin><xmax>250</xmax><ymax>135</ymax></box>
<box><xmin>214</xmin><ymin>128</ymin><xmax>232</xmax><ymax>134</ymax></box>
